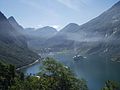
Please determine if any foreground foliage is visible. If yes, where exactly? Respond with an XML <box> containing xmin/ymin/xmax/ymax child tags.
<box><xmin>11</xmin><ymin>58</ymin><xmax>88</xmax><ymax>90</ymax></box>
<box><xmin>102</xmin><ymin>80</ymin><xmax>120</xmax><ymax>90</ymax></box>
<box><xmin>37</xmin><ymin>57</ymin><xmax>88</xmax><ymax>90</ymax></box>
<box><xmin>0</xmin><ymin>59</ymin><xmax>120</xmax><ymax>90</ymax></box>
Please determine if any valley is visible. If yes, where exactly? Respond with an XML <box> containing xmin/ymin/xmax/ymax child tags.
<box><xmin>0</xmin><ymin>1</ymin><xmax>120</xmax><ymax>90</ymax></box>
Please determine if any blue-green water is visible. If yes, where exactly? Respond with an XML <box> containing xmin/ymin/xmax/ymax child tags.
<box><xmin>22</xmin><ymin>52</ymin><xmax>120</xmax><ymax>90</ymax></box>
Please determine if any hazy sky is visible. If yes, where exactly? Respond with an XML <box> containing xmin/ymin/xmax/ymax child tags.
<box><xmin>0</xmin><ymin>0</ymin><xmax>119</xmax><ymax>30</ymax></box>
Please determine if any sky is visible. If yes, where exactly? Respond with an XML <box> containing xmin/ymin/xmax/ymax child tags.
<box><xmin>0</xmin><ymin>0</ymin><xmax>119</xmax><ymax>30</ymax></box>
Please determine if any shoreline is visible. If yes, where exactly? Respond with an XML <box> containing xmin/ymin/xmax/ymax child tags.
<box><xmin>16</xmin><ymin>59</ymin><xmax>40</xmax><ymax>71</ymax></box>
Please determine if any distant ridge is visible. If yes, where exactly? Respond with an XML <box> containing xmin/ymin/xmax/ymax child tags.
<box><xmin>40</xmin><ymin>0</ymin><xmax>120</xmax><ymax>58</ymax></box>
<box><xmin>0</xmin><ymin>11</ymin><xmax>40</xmax><ymax>67</ymax></box>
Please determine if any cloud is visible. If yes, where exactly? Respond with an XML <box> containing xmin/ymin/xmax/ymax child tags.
<box><xmin>19</xmin><ymin>0</ymin><xmax>40</xmax><ymax>9</ymax></box>
<box><xmin>56</xmin><ymin>0</ymin><xmax>86</xmax><ymax>11</ymax></box>
<box><xmin>19</xmin><ymin>0</ymin><xmax>62</xmax><ymax>28</ymax></box>
<box><xmin>51</xmin><ymin>25</ymin><xmax>60</xmax><ymax>29</ymax></box>
<box><xmin>19</xmin><ymin>0</ymin><xmax>60</xmax><ymax>18</ymax></box>
<box><xmin>65</xmin><ymin>32</ymin><xmax>104</xmax><ymax>42</ymax></box>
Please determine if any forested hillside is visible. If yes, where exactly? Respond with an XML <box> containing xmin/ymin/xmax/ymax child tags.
<box><xmin>0</xmin><ymin>11</ymin><xmax>40</xmax><ymax>67</ymax></box>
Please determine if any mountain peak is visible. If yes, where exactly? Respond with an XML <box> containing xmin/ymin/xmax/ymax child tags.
<box><xmin>8</xmin><ymin>16</ymin><xmax>18</xmax><ymax>24</ymax></box>
<box><xmin>0</xmin><ymin>11</ymin><xmax>7</xmax><ymax>21</ymax></box>
<box><xmin>42</xmin><ymin>26</ymin><xmax>55</xmax><ymax>29</ymax></box>
<box><xmin>67</xmin><ymin>23</ymin><xmax>79</xmax><ymax>27</ymax></box>
<box><xmin>112</xmin><ymin>1</ymin><xmax>120</xmax><ymax>8</ymax></box>
<box><xmin>8</xmin><ymin>16</ymin><xmax>24</xmax><ymax>31</ymax></box>
<box><xmin>8</xmin><ymin>16</ymin><xmax>15</xmax><ymax>20</ymax></box>
<box><xmin>36</xmin><ymin>26</ymin><xmax>57</xmax><ymax>33</ymax></box>
<box><xmin>60</xmin><ymin>23</ymin><xmax>79</xmax><ymax>33</ymax></box>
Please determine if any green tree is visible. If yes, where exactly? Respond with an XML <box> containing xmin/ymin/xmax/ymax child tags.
<box><xmin>102</xmin><ymin>80</ymin><xmax>120</xmax><ymax>90</ymax></box>
<box><xmin>10</xmin><ymin>58</ymin><xmax>88</xmax><ymax>90</ymax></box>
<box><xmin>37</xmin><ymin>57</ymin><xmax>88</xmax><ymax>90</ymax></box>
<box><xmin>0</xmin><ymin>62</ymin><xmax>16</xmax><ymax>90</ymax></box>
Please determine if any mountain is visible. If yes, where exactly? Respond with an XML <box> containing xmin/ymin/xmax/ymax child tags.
<box><xmin>26</xmin><ymin>26</ymin><xmax>58</xmax><ymax>51</ymax></box>
<box><xmin>34</xmin><ymin>26</ymin><xmax>57</xmax><ymax>38</ymax></box>
<box><xmin>75</xmin><ymin>1</ymin><xmax>120</xmax><ymax>56</ymax></box>
<box><xmin>8</xmin><ymin>16</ymin><xmax>24</xmax><ymax>32</ymax></box>
<box><xmin>0</xmin><ymin>11</ymin><xmax>39</xmax><ymax>67</ymax></box>
<box><xmin>24</xmin><ymin>26</ymin><xmax>57</xmax><ymax>39</ymax></box>
<box><xmin>8</xmin><ymin>16</ymin><xmax>58</xmax><ymax>52</ymax></box>
<box><xmin>8</xmin><ymin>16</ymin><xmax>28</xmax><ymax>47</ymax></box>
<box><xmin>76</xmin><ymin>1</ymin><xmax>120</xmax><ymax>58</ymax></box>
<box><xmin>77</xmin><ymin>1</ymin><xmax>120</xmax><ymax>37</ymax></box>
<box><xmin>59</xmin><ymin>23</ymin><xmax>80</xmax><ymax>33</ymax></box>
<box><xmin>24</xmin><ymin>28</ymin><xmax>35</xmax><ymax>34</ymax></box>
<box><xmin>41</xmin><ymin>23</ymin><xmax>80</xmax><ymax>51</ymax></box>
<box><xmin>41</xmin><ymin>1</ymin><xmax>120</xmax><ymax>58</ymax></box>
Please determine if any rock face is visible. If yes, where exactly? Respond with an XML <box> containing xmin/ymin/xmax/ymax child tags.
<box><xmin>41</xmin><ymin>1</ymin><xmax>120</xmax><ymax>57</ymax></box>
<box><xmin>8</xmin><ymin>14</ymin><xmax>58</xmax><ymax>52</ymax></box>
<box><xmin>75</xmin><ymin>1</ymin><xmax>120</xmax><ymax>56</ymax></box>
<box><xmin>1</xmin><ymin>1</ymin><xmax>120</xmax><ymax>65</ymax></box>
<box><xmin>0</xmin><ymin>11</ymin><xmax>39</xmax><ymax>67</ymax></box>
<box><xmin>8</xmin><ymin>16</ymin><xmax>27</xmax><ymax>47</ymax></box>
<box><xmin>8</xmin><ymin>16</ymin><xmax>24</xmax><ymax>32</ymax></box>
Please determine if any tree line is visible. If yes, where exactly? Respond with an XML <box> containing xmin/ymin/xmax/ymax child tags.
<box><xmin>0</xmin><ymin>58</ymin><xmax>120</xmax><ymax>90</ymax></box>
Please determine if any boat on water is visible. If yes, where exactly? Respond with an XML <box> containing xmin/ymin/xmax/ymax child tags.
<box><xmin>73</xmin><ymin>55</ymin><xmax>86</xmax><ymax>61</ymax></box>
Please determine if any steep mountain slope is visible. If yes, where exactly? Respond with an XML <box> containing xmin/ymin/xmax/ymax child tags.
<box><xmin>75</xmin><ymin>1</ymin><xmax>120</xmax><ymax>56</ymax></box>
<box><xmin>8</xmin><ymin>16</ymin><xmax>24</xmax><ymax>32</ymax></box>
<box><xmin>8</xmin><ymin>16</ymin><xmax>28</xmax><ymax>47</ymax></box>
<box><xmin>0</xmin><ymin>11</ymin><xmax>39</xmax><ymax>67</ymax></box>
<box><xmin>77</xmin><ymin>1</ymin><xmax>120</xmax><ymax>37</ymax></box>
<box><xmin>60</xmin><ymin>23</ymin><xmax>80</xmax><ymax>33</ymax></box>
<box><xmin>42</xmin><ymin>23</ymin><xmax>80</xmax><ymax>51</ymax></box>
<box><xmin>8</xmin><ymin>16</ymin><xmax>58</xmax><ymax>52</ymax></box>
<box><xmin>41</xmin><ymin>1</ymin><xmax>120</xmax><ymax>58</ymax></box>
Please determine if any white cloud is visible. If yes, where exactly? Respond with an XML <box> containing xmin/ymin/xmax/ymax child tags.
<box><xmin>19</xmin><ymin>0</ymin><xmax>40</xmax><ymax>9</ymax></box>
<box><xmin>56</xmin><ymin>0</ymin><xmax>86</xmax><ymax>11</ymax></box>
<box><xmin>51</xmin><ymin>25</ymin><xmax>60</xmax><ymax>29</ymax></box>
<box><xmin>19</xmin><ymin>0</ymin><xmax>60</xmax><ymax>18</ymax></box>
<box><xmin>19</xmin><ymin>0</ymin><xmax>62</xmax><ymax>29</ymax></box>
